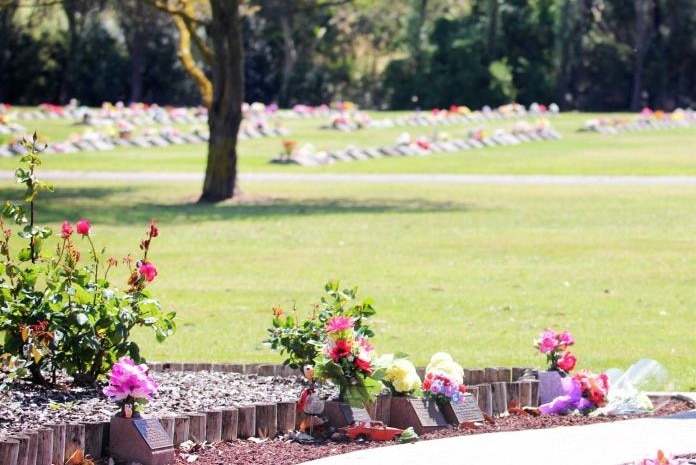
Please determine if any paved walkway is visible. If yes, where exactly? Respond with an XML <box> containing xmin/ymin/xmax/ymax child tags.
<box><xmin>301</xmin><ymin>393</ymin><xmax>696</xmax><ymax>465</ymax></box>
<box><xmin>4</xmin><ymin>171</ymin><xmax>696</xmax><ymax>186</ymax></box>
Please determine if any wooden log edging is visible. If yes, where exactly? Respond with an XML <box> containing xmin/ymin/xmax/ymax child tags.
<box><xmin>7</xmin><ymin>365</ymin><xmax>543</xmax><ymax>463</ymax></box>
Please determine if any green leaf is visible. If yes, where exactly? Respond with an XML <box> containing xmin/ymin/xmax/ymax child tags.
<box><xmin>17</xmin><ymin>248</ymin><xmax>31</xmax><ymax>262</ymax></box>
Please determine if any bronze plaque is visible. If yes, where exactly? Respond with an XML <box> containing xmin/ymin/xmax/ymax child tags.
<box><xmin>339</xmin><ymin>404</ymin><xmax>371</xmax><ymax>423</ymax></box>
<box><xmin>408</xmin><ymin>398</ymin><xmax>448</xmax><ymax>427</ymax></box>
<box><xmin>447</xmin><ymin>393</ymin><xmax>484</xmax><ymax>423</ymax></box>
<box><xmin>132</xmin><ymin>418</ymin><xmax>174</xmax><ymax>450</ymax></box>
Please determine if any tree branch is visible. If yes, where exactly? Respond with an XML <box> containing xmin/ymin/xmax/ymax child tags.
<box><xmin>172</xmin><ymin>14</ymin><xmax>213</xmax><ymax>107</ymax></box>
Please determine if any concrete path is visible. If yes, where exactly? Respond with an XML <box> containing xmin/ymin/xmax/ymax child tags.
<box><xmin>301</xmin><ymin>394</ymin><xmax>696</xmax><ymax>465</ymax></box>
<box><xmin>4</xmin><ymin>171</ymin><xmax>696</xmax><ymax>186</ymax></box>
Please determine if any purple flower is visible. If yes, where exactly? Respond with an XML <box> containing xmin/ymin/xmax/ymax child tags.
<box><xmin>430</xmin><ymin>379</ymin><xmax>443</xmax><ymax>395</ymax></box>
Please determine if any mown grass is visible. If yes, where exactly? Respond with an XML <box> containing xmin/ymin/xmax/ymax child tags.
<box><xmin>1</xmin><ymin>177</ymin><xmax>694</xmax><ymax>390</ymax></box>
<box><xmin>2</xmin><ymin>109</ymin><xmax>696</xmax><ymax>390</ymax></box>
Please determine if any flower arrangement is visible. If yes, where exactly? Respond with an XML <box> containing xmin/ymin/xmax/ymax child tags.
<box><xmin>539</xmin><ymin>369</ymin><xmax>609</xmax><ymax>415</ymax></box>
<box><xmin>573</xmin><ymin>369</ymin><xmax>609</xmax><ymax>408</ymax></box>
<box><xmin>378</xmin><ymin>354</ymin><xmax>421</xmax><ymax>396</ymax></box>
<box><xmin>314</xmin><ymin>314</ymin><xmax>382</xmax><ymax>406</ymax></box>
<box><xmin>102</xmin><ymin>357</ymin><xmax>158</xmax><ymax>418</ymax></box>
<box><xmin>265</xmin><ymin>281</ymin><xmax>382</xmax><ymax>407</ymax></box>
<box><xmin>280</xmin><ymin>139</ymin><xmax>297</xmax><ymax>160</ymax></box>
<box><xmin>421</xmin><ymin>352</ymin><xmax>466</xmax><ymax>404</ymax></box>
<box><xmin>534</xmin><ymin>328</ymin><xmax>576</xmax><ymax>374</ymax></box>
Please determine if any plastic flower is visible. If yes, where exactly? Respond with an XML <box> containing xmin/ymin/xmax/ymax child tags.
<box><xmin>61</xmin><ymin>221</ymin><xmax>73</xmax><ymax>239</ymax></box>
<box><xmin>557</xmin><ymin>351</ymin><xmax>577</xmax><ymax>372</ymax></box>
<box><xmin>534</xmin><ymin>328</ymin><xmax>576</xmax><ymax>373</ymax></box>
<box><xmin>138</xmin><ymin>261</ymin><xmax>158</xmax><ymax>282</ymax></box>
<box><xmin>383</xmin><ymin>357</ymin><xmax>421</xmax><ymax>395</ymax></box>
<box><xmin>75</xmin><ymin>219</ymin><xmax>91</xmax><ymax>236</ymax></box>
<box><xmin>326</xmin><ymin>338</ymin><xmax>353</xmax><ymax>362</ymax></box>
<box><xmin>325</xmin><ymin>315</ymin><xmax>354</xmax><ymax>333</ymax></box>
<box><xmin>102</xmin><ymin>357</ymin><xmax>158</xmax><ymax>404</ymax></box>
<box><xmin>425</xmin><ymin>352</ymin><xmax>464</xmax><ymax>385</ymax></box>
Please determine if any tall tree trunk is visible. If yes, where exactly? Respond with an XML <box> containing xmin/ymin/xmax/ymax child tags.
<box><xmin>556</xmin><ymin>0</ymin><xmax>574</xmax><ymax>109</ymax></box>
<box><xmin>411</xmin><ymin>0</ymin><xmax>428</xmax><ymax>102</ymax></box>
<box><xmin>630</xmin><ymin>0</ymin><xmax>652</xmax><ymax>111</ymax></box>
<box><xmin>127</xmin><ymin>2</ymin><xmax>146</xmax><ymax>103</ymax></box>
<box><xmin>59</xmin><ymin>1</ymin><xmax>80</xmax><ymax>104</ymax></box>
<box><xmin>199</xmin><ymin>0</ymin><xmax>244</xmax><ymax>203</ymax></box>
<box><xmin>486</xmin><ymin>0</ymin><xmax>499</xmax><ymax>60</ymax></box>
<box><xmin>278</xmin><ymin>10</ymin><xmax>297</xmax><ymax>107</ymax></box>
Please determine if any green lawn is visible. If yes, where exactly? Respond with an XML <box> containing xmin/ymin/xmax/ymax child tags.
<box><xmin>1</xmin><ymin>110</ymin><xmax>695</xmax><ymax>391</ymax></box>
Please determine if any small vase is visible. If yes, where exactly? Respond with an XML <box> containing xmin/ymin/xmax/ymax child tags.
<box><xmin>539</xmin><ymin>370</ymin><xmax>566</xmax><ymax>404</ymax></box>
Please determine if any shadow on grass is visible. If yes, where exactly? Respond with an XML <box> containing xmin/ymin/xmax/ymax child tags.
<box><xmin>0</xmin><ymin>185</ymin><xmax>476</xmax><ymax>226</ymax></box>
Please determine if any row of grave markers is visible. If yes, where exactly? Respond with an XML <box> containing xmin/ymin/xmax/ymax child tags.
<box><xmin>581</xmin><ymin>115</ymin><xmax>696</xmax><ymax>134</ymax></box>
<box><xmin>0</xmin><ymin>125</ymin><xmax>290</xmax><ymax>158</ymax></box>
<box><xmin>0</xmin><ymin>363</ymin><xmax>542</xmax><ymax>465</ymax></box>
<box><xmin>273</xmin><ymin>127</ymin><xmax>563</xmax><ymax>167</ymax></box>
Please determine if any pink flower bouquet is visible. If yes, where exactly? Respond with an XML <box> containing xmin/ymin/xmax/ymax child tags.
<box><xmin>534</xmin><ymin>328</ymin><xmax>576</xmax><ymax>374</ymax></box>
<box><xmin>102</xmin><ymin>357</ymin><xmax>158</xmax><ymax>417</ymax></box>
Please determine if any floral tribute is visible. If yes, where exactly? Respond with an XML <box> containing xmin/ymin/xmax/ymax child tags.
<box><xmin>421</xmin><ymin>352</ymin><xmax>466</xmax><ymax>404</ymax></box>
<box><xmin>103</xmin><ymin>357</ymin><xmax>158</xmax><ymax>418</ymax></box>
<box><xmin>378</xmin><ymin>354</ymin><xmax>421</xmax><ymax>396</ymax></box>
<box><xmin>265</xmin><ymin>281</ymin><xmax>381</xmax><ymax>407</ymax></box>
<box><xmin>534</xmin><ymin>328</ymin><xmax>576</xmax><ymax>374</ymax></box>
<box><xmin>314</xmin><ymin>314</ymin><xmax>382</xmax><ymax>406</ymax></box>
<box><xmin>539</xmin><ymin>369</ymin><xmax>609</xmax><ymax>415</ymax></box>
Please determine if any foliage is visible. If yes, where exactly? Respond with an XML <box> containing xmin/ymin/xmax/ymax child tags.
<box><xmin>0</xmin><ymin>134</ymin><xmax>176</xmax><ymax>387</ymax></box>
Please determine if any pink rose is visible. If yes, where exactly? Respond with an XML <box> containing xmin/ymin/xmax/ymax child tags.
<box><xmin>557</xmin><ymin>331</ymin><xmax>575</xmax><ymax>349</ymax></box>
<box><xmin>61</xmin><ymin>221</ymin><xmax>73</xmax><ymax>239</ymax></box>
<box><xmin>138</xmin><ymin>261</ymin><xmax>158</xmax><ymax>282</ymax></box>
<box><xmin>76</xmin><ymin>219</ymin><xmax>91</xmax><ymax>236</ymax></box>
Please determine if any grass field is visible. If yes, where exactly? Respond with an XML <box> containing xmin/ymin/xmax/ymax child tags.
<box><xmin>1</xmin><ymin>109</ymin><xmax>695</xmax><ymax>390</ymax></box>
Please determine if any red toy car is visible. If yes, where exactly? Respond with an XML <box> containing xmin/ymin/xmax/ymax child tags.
<box><xmin>337</xmin><ymin>420</ymin><xmax>405</xmax><ymax>441</ymax></box>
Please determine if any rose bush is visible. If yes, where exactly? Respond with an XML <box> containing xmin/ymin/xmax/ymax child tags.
<box><xmin>0</xmin><ymin>134</ymin><xmax>176</xmax><ymax>387</ymax></box>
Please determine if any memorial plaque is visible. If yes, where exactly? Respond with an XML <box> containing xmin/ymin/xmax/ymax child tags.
<box><xmin>133</xmin><ymin>418</ymin><xmax>174</xmax><ymax>450</ymax></box>
<box><xmin>322</xmin><ymin>401</ymin><xmax>371</xmax><ymax>428</ymax></box>
<box><xmin>439</xmin><ymin>394</ymin><xmax>484</xmax><ymax>425</ymax></box>
<box><xmin>409</xmin><ymin>398</ymin><xmax>448</xmax><ymax>427</ymax></box>
<box><xmin>110</xmin><ymin>416</ymin><xmax>176</xmax><ymax>465</ymax></box>
<box><xmin>388</xmin><ymin>397</ymin><xmax>448</xmax><ymax>435</ymax></box>
<box><xmin>339</xmin><ymin>403</ymin><xmax>371</xmax><ymax>423</ymax></box>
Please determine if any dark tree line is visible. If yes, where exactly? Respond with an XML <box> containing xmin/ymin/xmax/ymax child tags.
<box><xmin>1</xmin><ymin>0</ymin><xmax>696</xmax><ymax>203</ymax></box>
<box><xmin>1</xmin><ymin>0</ymin><xmax>695</xmax><ymax>112</ymax></box>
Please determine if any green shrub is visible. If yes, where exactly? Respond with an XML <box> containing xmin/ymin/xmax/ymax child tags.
<box><xmin>0</xmin><ymin>134</ymin><xmax>176</xmax><ymax>387</ymax></box>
